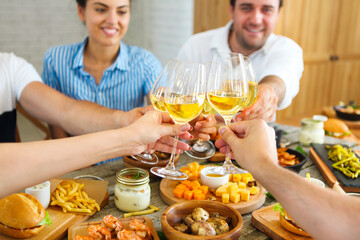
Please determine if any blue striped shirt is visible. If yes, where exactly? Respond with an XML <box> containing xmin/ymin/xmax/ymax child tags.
<box><xmin>42</xmin><ymin>38</ymin><xmax>162</xmax><ymax>164</ymax></box>
<box><xmin>42</xmin><ymin>37</ymin><xmax>162</xmax><ymax>111</ymax></box>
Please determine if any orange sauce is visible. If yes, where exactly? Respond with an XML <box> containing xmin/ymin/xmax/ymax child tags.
<box><xmin>206</xmin><ymin>174</ymin><xmax>224</xmax><ymax>177</ymax></box>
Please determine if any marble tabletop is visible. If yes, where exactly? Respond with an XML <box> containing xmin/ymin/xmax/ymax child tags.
<box><xmin>62</xmin><ymin>124</ymin><xmax>357</xmax><ymax>240</ymax></box>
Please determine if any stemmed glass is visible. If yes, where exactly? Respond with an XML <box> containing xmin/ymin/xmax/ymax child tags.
<box><xmin>185</xmin><ymin>62</ymin><xmax>216</xmax><ymax>159</ymax></box>
<box><xmin>243</xmin><ymin>56</ymin><xmax>258</xmax><ymax>110</ymax></box>
<box><xmin>207</xmin><ymin>52</ymin><xmax>250</xmax><ymax>174</ymax></box>
<box><xmin>150</xmin><ymin>59</ymin><xmax>206</xmax><ymax>180</ymax></box>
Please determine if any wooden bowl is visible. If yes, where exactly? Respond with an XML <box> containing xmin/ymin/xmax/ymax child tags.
<box><xmin>123</xmin><ymin>152</ymin><xmax>179</xmax><ymax>179</ymax></box>
<box><xmin>161</xmin><ymin>200</ymin><xmax>243</xmax><ymax>240</ymax></box>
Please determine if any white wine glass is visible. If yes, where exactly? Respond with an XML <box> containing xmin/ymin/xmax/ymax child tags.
<box><xmin>185</xmin><ymin>62</ymin><xmax>216</xmax><ymax>159</ymax></box>
<box><xmin>207</xmin><ymin>52</ymin><xmax>250</xmax><ymax>174</ymax></box>
<box><xmin>150</xmin><ymin>59</ymin><xmax>206</xmax><ymax>180</ymax></box>
<box><xmin>240</xmin><ymin>56</ymin><xmax>258</xmax><ymax>112</ymax></box>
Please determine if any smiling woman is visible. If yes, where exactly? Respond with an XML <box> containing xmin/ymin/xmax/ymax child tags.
<box><xmin>41</xmin><ymin>0</ymin><xmax>163</xmax><ymax>164</ymax></box>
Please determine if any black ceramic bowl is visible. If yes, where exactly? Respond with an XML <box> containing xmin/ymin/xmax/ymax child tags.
<box><xmin>279</xmin><ymin>149</ymin><xmax>307</xmax><ymax>173</ymax></box>
<box><xmin>334</xmin><ymin>105</ymin><xmax>360</xmax><ymax>121</ymax></box>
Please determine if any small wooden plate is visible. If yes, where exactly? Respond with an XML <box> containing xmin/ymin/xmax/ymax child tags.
<box><xmin>160</xmin><ymin>178</ymin><xmax>266</xmax><ymax>214</ymax></box>
<box><xmin>68</xmin><ymin>216</ymin><xmax>159</xmax><ymax>240</ymax></box>
<box><xmin>251</xmin><ymin>204</ymin><xmax>314</xmax><ymax>240</ymax></box>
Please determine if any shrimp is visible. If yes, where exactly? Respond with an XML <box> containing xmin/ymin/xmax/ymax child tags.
<box><xmin>117</xmin><ymin>229</ymin><xmax>143</xmax><ymax>240</ymax></box>
<box><xmin>87</xmin><ymin>224</ymin><xmax>112</xmax><ymax>240</ymax></box>
<box><xmin>129</xmin><ymin>219</ymin><xmax>152</xmax><ymax>239</ymax></box>
<box><xmin>103</xmin><ymin>214</ymin><xmax>124</xmax><ymax>232</ymax></box>
<box><xmin>75</xmin><ymin>236</ymin><xmax>95</xmax><ymax>240</ymax></box>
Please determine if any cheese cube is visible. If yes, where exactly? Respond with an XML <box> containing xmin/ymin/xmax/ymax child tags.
<box><xmin>240</xmin><ymin>189</ymin><xmax>250</xmax><ymax>201</ymax></box>
<box><xmin>229</xmin><ymin>185</ymin><xmax>238</xmax><ymax>194</ymax></box>
<box><xmin>230</xmin><ymin>193</ymin><xmax>240</xmax><ymax>203</ymax></box>
<box><xmin>232</xmin><ymin>174</ymin><xmax>242</xmax><ymax>183</ymax></box>
<box><xmin>238</xmin><ymin>182</ymin><xmax>246</xmax><ymax>189</ymax></box>
<box><xmin>242</xmin><ymin>176</ymin><xmax>252</xmax><ymax>185</ymax></box>
<box><xmin>222</xmin><ymin>193</ymin><xmax>230</xmax><ymax>203</ymax></box>
<box><xmin>216</xmin><ymin>187</ymin><xmax>227</xmax><ymax>197</ymax></box>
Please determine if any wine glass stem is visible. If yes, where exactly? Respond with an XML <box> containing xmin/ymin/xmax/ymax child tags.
<box><xmin>164</xmin><ymin>135</ymin><xmax>179</xmax><ymax>171</ymax></box>
<box><xmin>224</xmin><ymin>118</ymin><xmax>232</xmax><ymax>168</ymax></box>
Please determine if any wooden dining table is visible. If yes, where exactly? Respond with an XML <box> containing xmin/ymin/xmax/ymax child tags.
<box><xmin>62</xmin><ymin>123</ymin><xmax>356</xmax><ymax>240</ymax></box>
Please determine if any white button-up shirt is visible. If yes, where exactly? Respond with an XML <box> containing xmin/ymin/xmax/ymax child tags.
<box><xmin>177</xmin><ymin>21</ymin><xmax>304</xmax><ymax>110</ymax></box>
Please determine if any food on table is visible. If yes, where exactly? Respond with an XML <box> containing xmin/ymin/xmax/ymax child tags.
<box><xmin>327</xmin><ymin>145</ymin><xmax>360</xmax><ymax>179</ymax></box>
<box><xmin>338</xmin><ymin>101</ymin><xmax>360</xmax><ymax>115</ymax></box>
<box><xmin>173</xmin><ymin>180</ymin><xmax>208</xmax><ymax>200</ymax></box>
<box><xmin>75</xmin><ymin>214</ymin><xmax>152</xmax><ymax>240</ymax></box>
<box><xmin>123</xmin><ymin>205</ymin><xmax>160</xmax><ymax>218</ymax></box>
<box><xmin>180</xmin><ymin>162</ymin><xmax>206</xmax><ymax>180</ymax></box>
<box><xmin>115</xmin><ymin>168</ymin><xmax>150</xmax><ymax>212</ymax></box>
<box><xmin>0</xmin><ymin>193</ymin><xmax>52</xmax><ymax>238</ymax></box>
<box><xmin>173</xmin><ymin>171</ymin><xmax>259</xmax><ymax>204</ymax></box>
<box><xmin>277</xmin><ymin>148</ymin><xmax>300</xmax><ymax>166</ymax></box>
<box><xmin>50</xmin><ymin>180</ymin><xmax>100</xmax><ymax>214</ymax></box>
<box><xmin>273</xmin><ymin>203</ymin><xmax>310</xmax><ymax>237</ymax></box>
<box><xmin>173</xmin><ymin>207</ymin><xmax>231</xmax><ymax>236</ymax></box>
<box><xmin>324</xmin><ymin>118</ymin><xmax>351</xmax><ymax>138</ymax></box>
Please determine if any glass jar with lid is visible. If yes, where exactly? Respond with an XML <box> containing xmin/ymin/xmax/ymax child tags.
<box><xmin>299</xmin><ymin>118</ymin><xmax>325</xmax><ymax>147</ymax></box>
<box><xmin>114</xmin><ymin>168</ymin><xmax>150</xmax><ymax>212</ymax></box>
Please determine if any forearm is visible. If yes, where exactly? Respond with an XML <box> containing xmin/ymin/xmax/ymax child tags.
<box><xmin>20</xmin><ymin>82</ymin><xmax>128</xmax><ymax>135</ymax></box>
<box><xmin>0</xmin><ymin>127</ymin><xmax>138</xmax><ymax>197</ymax></box>
<box><xmin>253</xmin><ymin>164</ymin><xmax>360</xmax><ymax>240</ymax></box>
<box><xmin>48</xmin><ymin>125</ymin><xmax>70</xmax><ymax>139</ymax></box>
<box><xmin>259</xmin><ymin>76</ymin><xmax>285</xmax><ymax>106</ymax></box>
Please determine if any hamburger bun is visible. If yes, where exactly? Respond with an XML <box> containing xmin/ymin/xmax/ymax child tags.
<box><xmin>279</xmin><ymin>211</ymin><xmax>310</xmax><ymax>237</ymax></box>
<box><xmin>324</xmin><ymin>118</ymin><xmax>350</xmax><ymax>138</ymax></box>
<box><xmin>0</xmin><ymin>193</ymin><xmax>45</xmax><ymax>238</ymax></box>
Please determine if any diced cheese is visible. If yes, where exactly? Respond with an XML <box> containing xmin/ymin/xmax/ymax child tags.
<box><xmin>230</xmin><ymin>193</ymin><xmax>240</xmax><ymax>203</ymax></box>
<box><xmin>238</xmin><ymin>182</ymin><xmax>246</xmax><ymax>189</ymax></box>
<box><xmin>222</xmin><ymin>193</ymin><xmax>229</xmax><ymax>203</ymax></box>
<box><xmin>232</xmin><ymin>174</ymin><xmax>242</xmax><ymax>183</ymax></box>
<box><xmin>240</xmin><ymin>189</ymin><xmax>250</xmax><ymax>201</ymax></box>
<box><xmin>249</xmin><ymin>186</ymin><xmax>259</xmax><ymax>195</ymax></box>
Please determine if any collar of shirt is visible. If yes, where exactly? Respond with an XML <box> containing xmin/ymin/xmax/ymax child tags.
<box><xmin>211</xmin><ymin>20</ymin><xmax>274</xmax><ymax>57</ymax></box>
<box><xmin>71</xmin><ymin>37</ymin><xmax>130</xmax><ymax>72</ymax></box>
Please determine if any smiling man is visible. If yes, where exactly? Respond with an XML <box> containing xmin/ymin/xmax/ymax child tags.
<box><xmin>178</xmin><ymin>0</ymin><xmax>303</xmax><ymax>122</ymax></box>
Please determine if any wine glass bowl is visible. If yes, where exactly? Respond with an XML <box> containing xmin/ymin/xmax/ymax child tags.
<box><xmin>207</xmin><ymin>52</ymin><xmax>249</xmax><ymax>174</ymax></box>
<box><xmin>150</xmin><ymin>59</ymin><xmax>206</xmax><ymax>180</ymax></box>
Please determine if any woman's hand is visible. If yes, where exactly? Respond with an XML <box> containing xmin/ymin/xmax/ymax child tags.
<box><xmin>126</xmin><ymin>111</ymin><xmax>191</xmax><ymax>155</ymax></box>
<box><xmin>190</xmin><ymin>114</ymin><xmax>217</xmax><ymax>141</ymax></box>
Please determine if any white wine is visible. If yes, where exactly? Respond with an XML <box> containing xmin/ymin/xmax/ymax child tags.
<box><xmin>164</xmin><ymin>95</ymin><xmax>204</xmax><ymax>123</ymax></box>
<box><xmin>208</xmin><ymin>91</ymin><xmax>249</xmax><ymax>117</ymax></box>
<box><xmin>246</xmin><ymin>81</ymin><xmax>258</xmax><ymax>108</ymax></box>
<box><xmin>202</xmin><ymin>98</ymin><xmax>217</xmax><ymax>116</ymax></box>
<box><xmin>150</xmin><ymin>94</ymin><xmax>166</xmax><ymax>112</ymax></box>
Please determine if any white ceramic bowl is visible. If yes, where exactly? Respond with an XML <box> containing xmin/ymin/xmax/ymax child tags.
<box><xmin>200</xmin><ymin>167</ymin><xmax>229</xmax><ymax>190</ymax></box>
<box><xmin>25</xmin><ymin>181</ymin><xmax>51</xmax><ymax>209</ymax></box>
<box><xmin>309</xmin><ymin>177</ymin><xmax>325</xmax><ymax>188</ymax></box>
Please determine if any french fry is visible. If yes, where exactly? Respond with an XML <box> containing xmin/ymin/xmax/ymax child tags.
<box><xmin>50</xmin><ymin>180</ymin><xmax>99</xmax><ymax>214</ymax></box>
<box><xmin>123</xmin><ymin>204</ymin><xmax>160</xmax><ymax>218</ymax></box>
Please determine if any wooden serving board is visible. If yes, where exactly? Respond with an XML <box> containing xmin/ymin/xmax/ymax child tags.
<box><xmin>68</xmin><ymin>216</ymin><xmax>159</xmax><ymax>240</ymax></box>
<box><xmin>310</xmin><ymin>146</ymin><xmax>360</xmax><ymax>192</ymax></box>
<box><xmin>0</xmin><ymin>179</ymin><xmax>109</xmax><ymax>240</ymax></box>
<box><xmin>160</xmin><ymin>178</ymin><xmax>266</xmax><ymax>214</ymax></box>
<box><xmin>251</xmin><ymin>204</ymin><xmax>313</xmax><ymax>240</ymax></box>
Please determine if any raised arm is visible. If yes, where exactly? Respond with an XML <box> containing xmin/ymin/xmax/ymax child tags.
<box><xmin>216</xmin><ymin>120</ymin><xmax>360</xmax><ymax>240</ymax></box>
<box><xmin>0</xmin><ymin>111</ymin><xmax>190</xmax><ymax>197</ymax></box>
<box><xmin>19</xmin><ymin>82</ymin><xmax>149</xmax><ymax>135</ymax></box>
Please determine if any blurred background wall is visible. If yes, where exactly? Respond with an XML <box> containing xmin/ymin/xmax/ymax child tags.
<box><xmin>0</xmin><ymin>0</ymin><xmax>193</xmax><ymax>73</ymax></box>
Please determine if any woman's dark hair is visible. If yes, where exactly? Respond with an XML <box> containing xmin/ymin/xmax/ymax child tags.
<box><xmin>230</xmin><ymin>0</ymin><xmax>283</xmax><ymax>9</ymax></box>
<box><xmin>76</xmin><ymin>0</ymin><xmax>86</xmax><ymax>8</ymax></box>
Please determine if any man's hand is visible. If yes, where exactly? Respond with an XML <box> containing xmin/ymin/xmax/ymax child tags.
<box><xmin>215</xmin><ymin>119</ymin><xmax>277</xmax><ymax>172</ymax></box>
<box><xmin>235</xmin><ymin>84</ymin><xmax>278</xmax><ymax>122</ymax></box>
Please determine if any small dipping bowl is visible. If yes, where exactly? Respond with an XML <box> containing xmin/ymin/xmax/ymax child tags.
<box><xmin>25</xmin><ymin>181</ymin><xmax>50</xmax><ymax>209</ymax></box>
<box><xmin>308</xmin><ymin>177</ymin><xmax>325</xmax><ymax>188</ymax></box>
<box><xmin>200</xmin><ymin>167</ymin><xmax>229</xmax><ymax>190</ymax></box>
